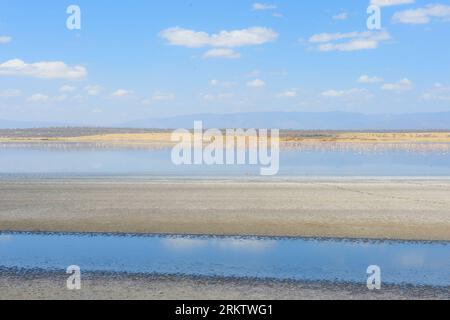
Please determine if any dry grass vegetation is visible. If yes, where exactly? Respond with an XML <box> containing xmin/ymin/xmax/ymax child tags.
<box><xmin>1</xmin><ymin>129</ymin><xmax>450</xmax><ymax>145</ymax></box>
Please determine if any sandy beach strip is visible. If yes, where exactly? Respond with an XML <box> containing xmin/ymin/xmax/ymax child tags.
<box><xmin>0</xmin><ymin>179</ymin><xmax>449</xmax><ymax>241</ymax></box>
<box><xmin>1</xmin><ymin>272</ymin><xmax>448</xmax><ymax>300</ymax></box>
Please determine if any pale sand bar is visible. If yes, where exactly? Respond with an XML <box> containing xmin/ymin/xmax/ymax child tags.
<box><xmin>0</xmin><ymin>179</ymin><xmax>449</xmax><ymax>241</ymax></box>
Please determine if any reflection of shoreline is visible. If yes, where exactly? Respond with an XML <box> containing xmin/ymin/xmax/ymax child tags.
<box><xmin>1</xmin><ymin>141</ymin><xmax>450</xmax><ymax>154</ymax></box>
<box><xmin>281</xmin><ymin>142</ymin><xmax>450</xmax><ymax>154</ymax></box>
<box><xmin>0</xmin><ymin>142</ymin><xmax>173</xmax><ymax>151</ymax></box>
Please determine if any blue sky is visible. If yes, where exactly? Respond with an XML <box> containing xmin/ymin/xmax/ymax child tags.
<box><xmin>0</xmin><ymin>0</ymin><xmax>449</xmax><ymax>125</ymax></box>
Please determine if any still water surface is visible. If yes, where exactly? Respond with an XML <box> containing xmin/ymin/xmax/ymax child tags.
<box><xmin>0</xmin><ymin>233</ymin><xmax>449</xmax><ymax>287</ymax></box>
<box><xmin>1</xmin><ymin>146</ymin><xmax>450</xmax><ymax>177</ymax></box>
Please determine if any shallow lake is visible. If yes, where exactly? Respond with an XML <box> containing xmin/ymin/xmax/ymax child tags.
<box><xmin>0</xmin><ymin>232</ymin><xmax>449</xmax><ymax>287</ymax></box>
<box><xmin>1</xmin><ymin>145</ymin><xmax>450</xmax><ymax>177</ymax></box>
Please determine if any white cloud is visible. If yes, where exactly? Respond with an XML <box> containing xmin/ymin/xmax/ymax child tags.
<box><xmin>422</xmin><ymin>83</ymin><xmax>450</xmax><ymax>101</ymax></box>
<box><xmin>0</xmin><ymin>36</ymin><xmax>11</xmax><ymax>44</ymax></box>
<box><xmin>85</xmin><ymin>85</ymin><xmax>102</xmax><ymax>96</ymax></box>
<box><xmin>309</xmin><ymin>31</ymin><xmax>387</xmax><ymax>43</ymax></box>
<box><xmin>358</xmin><ymin>74</ymin><xmax>384</xmax><ymax>83</ymax></box>
<box><xmin>392</xmin><ymin>4</ymin><xmax>450</xmax><ymax>24</ymax></box>
<box><xmin>322</xmin><ymin>90</ymin><xmax>346</xmax><ymax>97</ymax></box>
<box><xmin>201</xmin><ymin>93</ymin><xmax>234</xmax><ymax>101</ymax></box>
<box><xmin>151</xmin><ymin>91</ymin><xmax>176</xmax><ymax>102</ymax></box>
<box><xmin>159</xmin><ymin>27</ymin><xmax>278</xmax><ymax>48</ymax></box>
<box><xmin>203</xmin><ymin>48</ymin><xmax>241</xmax><ymax>59</ymax></box>
<box><xmin>59</xmin><ymin>85</ymin><xmax>77</xmax><ymax>93</ymax></box>
<box><xmin>371</xmin><ymin>0</ymin><xmax>414</xmax><ymax>7</ymax></box>
<box><xmin>381</xmin><ymin>78</ymin><xmax>413</xmax><ymax>91</ymax></box>
<box><xmin>53</xmin><ymin>95</ymin><xmax>68</xmax><ymax>102</ymax></box>
<box><xmin>322</xmin><ymin>88</ymin><xmax>373</xmax><ymax>99</ymax></box>
<box><xmin>318</xmin><ymin>40</ymin><xmax>377</xmax><ymax>51</ymax></box>
<box><xmin>27</xmin><ymin>93</ymin><xmax>50</xmax><ymax>102</ymax></box>
<box><xmin>26</xmin><ymin>93</ymin><xmax>73</xmax><ymax>103</ymax></box>
<box><xmin>333</xmin><ymin>12</ymin><xmax>348</xmax><ymax>20</ymax></box>
<box><xmin>277</xmin><ymin>90</ymin><xmax>298</xmax><ymax>98</ymax></box>
<box><xmin>309</xmin><ymin>31</ymin><xmax>391</xmax><ymax>52</ymax></box>
<box><xmin>252</xmin><ymin>3</ymin><xmax>277</xmax><ymax>11</ymax></box>
<box><xmin>0</xmin><ymin>89</ymin><xmax>21</xmax><ymax>98</ymax></box>
<box><xmin>0</xmin><ymin>59</ymin><xmax>87</xmax><ymax>79</ymax></box>
<box><xmin>112</xmin><ymin>89</ymin><xmax>133</xmax><ymax>98</ymax></box>
<box><xmin>246</xmin><ymin>79</ymin><xmax>266</xmax><ymax>88</ymax></box>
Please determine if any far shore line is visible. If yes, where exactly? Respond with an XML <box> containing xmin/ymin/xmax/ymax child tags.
<box><xmin>1</xmin><ymin>130</ymin><xmax>450</xmax><ymax>153</ymax></box>
<box><xmin>1</xmin><ymin>129</ymin><xmax>450</xmax><ymax>144</ymax></box>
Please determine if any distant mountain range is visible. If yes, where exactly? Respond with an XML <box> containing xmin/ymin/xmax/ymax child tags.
<box><xmin>1</xmin><ymin>111</ymin><xmax>450</xmax><ymax>130</ymax></box>
<box><xmin>121</xmin><ymin>111</ymin><xmax>450</xmax><ymax>130</ymax></box>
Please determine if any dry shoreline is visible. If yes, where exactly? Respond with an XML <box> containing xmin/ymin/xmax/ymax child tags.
<box><xmin>1</xmin><ymin>272</ymin><xmax>448</xmax><ymax>300</ymax></box>
<box><xmin>0</xmin><ymin>179</ymin><xmax>449</xmax><ymax>241</ymax></box>
<box><xmin>1</xmin><ymin>130</ymin><xmax>450</xmax><ymax>145</ymax></box>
